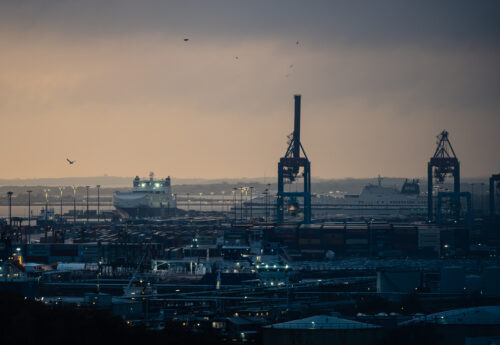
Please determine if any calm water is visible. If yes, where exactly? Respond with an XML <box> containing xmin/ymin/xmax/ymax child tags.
<box><xmin>0</xmin><ymin>204</ymin><xmax>231</xmax><ymax>219</ymax></box>
<box><xmin>0</xmin><ymin>205</ymin><xmax>114</xmax><ymax>218</ymax></box>
<box><xmin>0</xmin><ymin>194</ymin><xmax>248</xmax><ymax>219</ymax></box>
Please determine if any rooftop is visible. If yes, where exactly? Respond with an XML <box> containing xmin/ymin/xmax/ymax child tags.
<box><xmin>401</xmin><ymin>306</ymin><xmax>500</xmax><ymax>326</ymax></box>
<box><xmin>266</xmin><ymin>315</ymin><xmax>381</xmax><ymax>330</ymax></box>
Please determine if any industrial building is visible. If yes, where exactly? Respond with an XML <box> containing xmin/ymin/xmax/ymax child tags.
<box><xmin>263</xmin><ymin>315</ymin><xmax>382</xmax><ymax>345</ymax></box>
<box><xmin>401</xmin><ymin>306</ymin><xmax>500</xmax><ymax>345</ymax></box>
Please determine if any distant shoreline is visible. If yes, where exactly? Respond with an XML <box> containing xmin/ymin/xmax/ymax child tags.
<box><xmin>0</xmin><ymin>175</ymin><xmax>490</xmax><ymax>188</ymax></box>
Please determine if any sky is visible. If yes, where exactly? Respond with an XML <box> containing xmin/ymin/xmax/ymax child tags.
<box><xmin>1</xmin><ymin>0</ymin><xmax>499</xmax><ymax>180</ymax></box>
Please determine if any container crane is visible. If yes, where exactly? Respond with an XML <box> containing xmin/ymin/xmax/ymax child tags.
<box><xmin>277</xmin><ymin>95</ymin><xmax>311</xmax><ymax>224</ymax></box>
<box><xmin>427</xmin><ymin>130</ymin><xmax>460</xmax><ymax>222</ymax></box>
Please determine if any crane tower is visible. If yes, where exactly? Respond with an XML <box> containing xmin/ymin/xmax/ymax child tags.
<box><xmin>427</xmin><ymin>130</ymin><xmax>460</xmax><ymax>222</ymax></box>
<box><xmin>276</xmin><ymin>95</ymin><xmax>311</xmax><ymax>224</ymax></box>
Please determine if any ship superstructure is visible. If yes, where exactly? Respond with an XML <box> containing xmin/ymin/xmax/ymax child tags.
<box><xmin>310</xmin><ymin>177</ymin><xmax>427</xmax><ymax>218</ymax></box>
<box><xmin>351</xmin><ymin>177</ymin><xmax>424</xmax><ymax>206</ymax></box>
<box><xmin>245</xmin><ymin>177</ymin><xmax>427</xmax><ymax>219</ymax></box>
<box><xmin>113</xmin><ymin>173</ymin><xmax>177</xmax><ymax>218</ymax></box>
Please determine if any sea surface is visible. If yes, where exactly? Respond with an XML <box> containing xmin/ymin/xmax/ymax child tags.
<box><xmin>0</xmin><ymin>205</ymin><xmax>114</xmax><ymax>218</ymax></box>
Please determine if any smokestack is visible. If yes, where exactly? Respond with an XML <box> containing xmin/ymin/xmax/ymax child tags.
<box><xmin>293</xmin><ymin>94</ymin><xmax>301</xmax><ymax>158</ymax></box>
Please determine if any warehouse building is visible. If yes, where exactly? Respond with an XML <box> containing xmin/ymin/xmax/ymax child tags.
<box><xmin>400</xmin><ymin>306</ymin><xmax>500</xmax><ymax>344</ymax></box>
<box><xmin>263</xmin><ymin>315</ymin><xmax>382</xmax><ymax>345</ymax></box>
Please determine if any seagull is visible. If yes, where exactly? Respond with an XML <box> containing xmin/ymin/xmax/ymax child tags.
<box><xmin>66</xmin><ymin>158</ymin><xmax>76</xmax><ymax>165</ymax></box>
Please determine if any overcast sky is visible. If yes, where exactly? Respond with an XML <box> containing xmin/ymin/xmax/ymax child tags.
<box><xmin>1</xmin><ymin>0</ymin><xmax>499</xmax><ymax>180</ymax></box>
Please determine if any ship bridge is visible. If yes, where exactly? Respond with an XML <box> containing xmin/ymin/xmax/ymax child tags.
<box><xmin>132</xmin><ymin>173</ymin><xmax>171</xmax><ymax>193</ymax></box>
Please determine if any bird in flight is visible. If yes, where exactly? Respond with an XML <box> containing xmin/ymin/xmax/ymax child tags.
<box><xmin>66</xmin><ymin>158</ymin><xmax>76</xmax><ymax>165</ymax></box>
<box><xmin>184</xmin><ymin>38</ymin><xmax>189</xmax><ymax>42</ymax></box>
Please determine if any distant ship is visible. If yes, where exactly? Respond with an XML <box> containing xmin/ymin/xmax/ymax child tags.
<box><xmin>247</xmin><ymin>177</ymin><xmax>427</xmax><ymax>218</ymax></box>
<box><xmin>336</xmin><ymin>177</ymin><xmax>424</xmax><ymax>206</ymax></box>
<box><xmin>113</xmin><ymin>173</ymin><xmax>178</xmax><ymax>218</ymax></box>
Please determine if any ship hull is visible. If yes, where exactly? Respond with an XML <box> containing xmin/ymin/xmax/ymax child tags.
<box><xmin>115</xmin><ymin>207</ymin><xmax>184</xmax><ymax>218</ymax></box>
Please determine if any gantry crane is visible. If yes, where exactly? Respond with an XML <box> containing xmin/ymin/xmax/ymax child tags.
<box><xmin>277</xmin><ymin>95</ymin><xmax>311</xmax><ymax>224</ymax></box>
<box><xmin>427</xmin><ymin>130</ymin><xmax>460</xmax><ymax>222</ymax></box>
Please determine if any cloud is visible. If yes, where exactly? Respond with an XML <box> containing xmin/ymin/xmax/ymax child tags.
<box><xmin>1</xmin><ymin>1</ymin><xmax>499</xmax><ymax>46</ymax></box>
<box><xmin>0</xmin><ymin>1</ymin><xmax>499</xmax><ymax>179</ymax></box>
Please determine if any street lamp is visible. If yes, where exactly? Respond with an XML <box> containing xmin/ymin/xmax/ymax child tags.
<box><xmin>244</xmin><ymin>187</ymin><xmax>248</xmax><ymax>220</ymax></box>
<box><xmin>240</xmin><ymin>187</ymin><xmax>244</xmax><ymax>222</ymax></box>
<box><xmin>58</xmin><ymin>186</ymin><xmax>64</xmax><ymax>222</ymax></box>
<box><xmin>262</xmin><ymin>190</ymin><xmax>267</xmax><ymax>223</ymax></box>
<box><xmin>174</xmin><ymin>193</ymin><xmax>177</xmax><ymax>217</ymax></box>
<box><xmin>232</xmin><ymin>188</ymin><xmax>237</xmax><ymax>221</ymax></box>
<box><xmin>249</xmin><ymin>186</ymin><xmax>254</xmax><ymax>219</ymax></box>
<box><xmin>266</xmin><ymin>184</ymin><xmax>271</xmax><ymax>223</ymax></box>
<box><xmin>96</xmin><ymin>185</ymin><xmax>101</xmax><ymax>223</ymax></box>
<box><xmin>86</xmin><ymin>186</ymin><xmax>90</xmax><ymax>225</ymax></box>
<box><xmin>27</xmin><ymin>190</ymin><xmax>32</xmax><ymax>243</ymax></box>
<box><xmin>7</xmin><ymin>191</ymin><xmax>13</xmax><ymax>229</ymax></box>
<box><xmin>43</xmin><ymin>189</ymin><xmax>49</xmax><ymax>240</ymax></box>
<box><xmin>221</xmin><ymin>191</ymin><xmax>225</xmax><ymax>213</ymax></box>
<box><xmin>72</xmin><ymin>186</ymin><xmax>77</xmax><ymax>223</ymax></box>
<box><xmin>43</xmin><ymin>189</ymin><xmax>49</xmax><ymax>222</ymax></box>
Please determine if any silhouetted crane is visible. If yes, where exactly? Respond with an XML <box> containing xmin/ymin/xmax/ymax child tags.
<box><xmin>427</xmin><ymin>130</ymin><xmax>460</xmax><ymax>221</ymax></box>
<box><xmin>277</xmin><ymin>95</ymin><xmax>311</xmax><ymax>224</ymax></box>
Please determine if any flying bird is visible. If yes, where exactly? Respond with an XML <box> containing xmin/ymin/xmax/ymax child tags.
<box><xmin>184</xmin><ymin>38</ymin><xmax>189</xmax><ymax>42</ymax></box>
<box><xmin>66</xmin><ymin>158</ymin><xmax>76</xmax><ymax>165</ymax></box>
<box><xmin>234</xmin><ymin>56</ymin><xmax>239</xmax><ymax>59</ymax></box>
<box><xmin>296</xmin><ymin>41</ymin><xmax>299</xmax><ymax>45</ymax></box>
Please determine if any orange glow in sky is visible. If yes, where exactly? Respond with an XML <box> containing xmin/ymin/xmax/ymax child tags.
<box><xmin>1</xmin><ymin>2</ymin><xmax>499</xmax><ymax>179</ymax></box>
